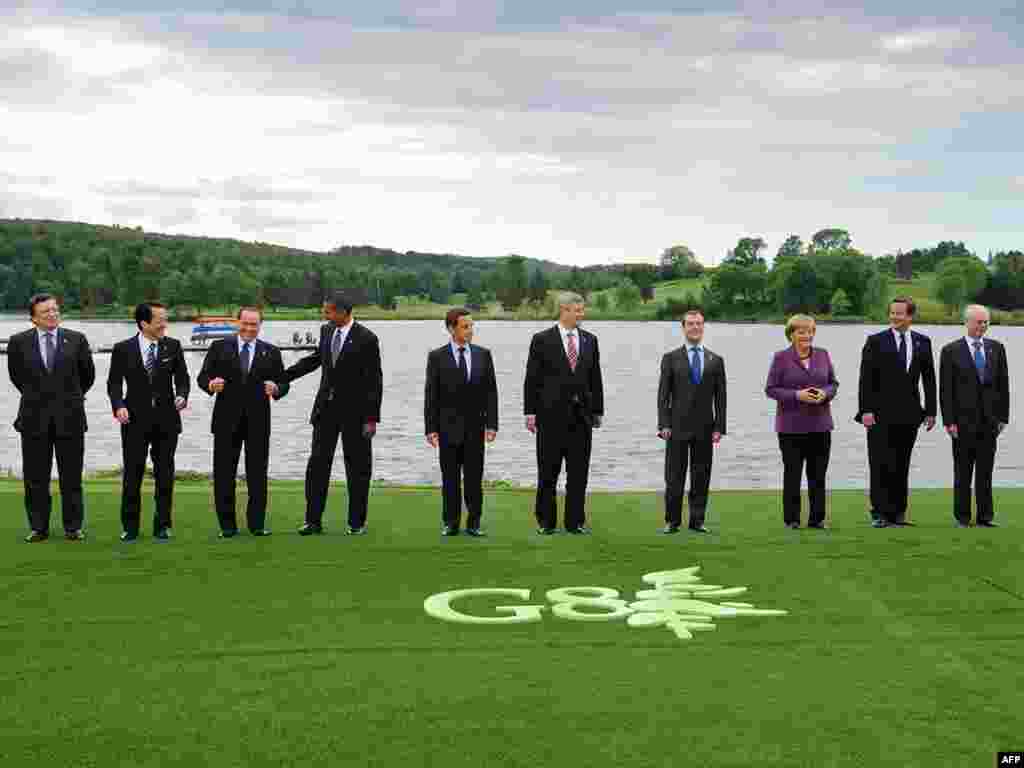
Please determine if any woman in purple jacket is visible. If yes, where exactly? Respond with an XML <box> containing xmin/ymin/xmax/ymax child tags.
<box><xmin>765</xmin><ymin>314</ymin><xmax>839</xmax><ymax>529</ymax></box>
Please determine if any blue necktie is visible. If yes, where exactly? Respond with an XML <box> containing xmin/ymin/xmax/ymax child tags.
<box><xmin>44</xmin><ymin>332</ymin><xmax>55</xmax><ymax>373</ymax></box>
<box><xmin>145</xmin><ymin>344</ymin><xmax>156</xmax><ymax>378</ymax></box>
<box><xmin>690</xmin><ymin>347</ymin><xmax>702</xmax><ymax>385</ymax></box>
<box><xmin>898</xmin><ymin>332</ymin><xmax>907</xmax><ymax>372</ymax></box>
<box><xmin>240</xmin><ymin>342</ymin><xmax>251</xmax><ymax>381</ymax></box>
<box><xmin>458</xmin><ymin>347</ymin><xmax>468</xmax><ymax>382</ymax></box>
<box><xmin>973</xmin><ymin>341</ymin><xmax>987</xmax><ymax>382</ymax></box>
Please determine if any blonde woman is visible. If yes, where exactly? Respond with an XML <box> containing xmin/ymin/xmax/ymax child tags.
<box><xmin>764</xmin><ymin>315</ymin><xmax>838</xmax><ymax>529</ymax></box>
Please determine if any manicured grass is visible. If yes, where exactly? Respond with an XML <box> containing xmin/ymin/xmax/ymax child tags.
<box><xmin>1</xmin><ymin>480</ymin><xmax>1021</xmax><ymax>768</ymax></box>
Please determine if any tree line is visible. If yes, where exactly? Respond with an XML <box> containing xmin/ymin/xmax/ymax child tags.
<box><xmin>1</xmin><ymin>219</ymin><xmax>1021</xmax><ymax>318</ymax></box>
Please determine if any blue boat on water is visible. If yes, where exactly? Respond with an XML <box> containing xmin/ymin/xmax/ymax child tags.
<box><xmin>190</xmin><ymin>316</ymin><xmax>239</xmax><ymax>345</ymax></box>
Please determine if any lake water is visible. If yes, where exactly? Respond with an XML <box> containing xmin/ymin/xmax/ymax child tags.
<box><xmin>2</xmin><ymin>317</ymin><xmax>1022</xmax><ymax>490</ymax></box>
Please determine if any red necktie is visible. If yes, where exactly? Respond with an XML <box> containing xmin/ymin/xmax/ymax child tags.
<box><xmin>567</xmin><ymin>332</ymin><xmax>578</xmax><ymax>372</ymax></box>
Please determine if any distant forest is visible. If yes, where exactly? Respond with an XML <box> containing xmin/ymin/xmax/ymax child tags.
<box><xmin>0</xmin><ymin>219</ymin><xmax>666</xmax><ymax>313</ymax></box>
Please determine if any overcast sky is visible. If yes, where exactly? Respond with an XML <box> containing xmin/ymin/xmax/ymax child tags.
<box><xmin>2</xmin><ymin>1</ymin><xmax>1022</xmax><ymax>265</ymax></box>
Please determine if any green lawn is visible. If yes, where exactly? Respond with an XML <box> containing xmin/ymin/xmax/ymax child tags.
<box><xmin>2</xmin><ymin>480</ymin><xmax>1021</xmax><ymax>767</ymax></box>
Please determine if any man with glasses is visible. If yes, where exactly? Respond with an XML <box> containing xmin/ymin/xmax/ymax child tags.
<box><xmin>6</xmin><ymin>294</ymin><xmax>96</xmax><ymax>542</ymax></box>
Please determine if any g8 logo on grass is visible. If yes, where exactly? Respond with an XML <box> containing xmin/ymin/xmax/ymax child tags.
<box><xmin>424</xmin><ymin>566</ymin><xmax>788</xmax><ymax>642</ymax></box>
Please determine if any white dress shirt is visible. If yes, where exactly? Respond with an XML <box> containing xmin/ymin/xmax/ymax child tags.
<box><xmin>237</xmin><ymin>336</ymin><xmax>256</xmax><ymax>374</ymax></box>
<box><xmin>330</xmin><ymin>319</ymin><xmax>354</xmax><ymax>360</ymax></box>
<box><xmin>891</xmin><ymin>328</ymin><xmax>912</xmax><ymax>372</ymax></box>
<box><xmin>965</xmin><ymin>335</ymin><xmax>986</xmax><ymax>364</ymax></box>
<box><xmin>138</xmin><ymin>333</ymin><xmax>158</xmax><ymax>365</ymax></box>
<box><xmin>557</xmin><ymin>323</ymin><xmax>580</xmax><ymax>359</ymax></box>
<box><xmin>450</xmin><ymin>341</ymin><xmax>471</xmax><ymax>379</ymax></box>
<box><xmin>36</xmin><ymin>328</ymin><xmax>57</xmax><ymax>369</ymax></box>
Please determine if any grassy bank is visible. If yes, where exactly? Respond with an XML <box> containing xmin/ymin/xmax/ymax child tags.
<box><xmin>1</xmin><ymin>480</ymin><xmax>1020</xmax><ymax>767</ymax></box>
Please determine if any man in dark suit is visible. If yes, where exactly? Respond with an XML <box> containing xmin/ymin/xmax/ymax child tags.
<box><xmin>424</xmin><ymin>308</ymin><xmax>499</xmax><ymax>537</ymax></box>
<box><xmin>197</xmin><ymin>307</ymin><xmax>289</xmax><ymax>537</ymax></box>
<box><xmin>284</xmin><ymin>291</ymin><xmax>383</xmax><ymax>536</ymax></box>
<box><xmin>856</xmin><ymin>296</ymin><xmax>937</xmax><ymax>528</ymax></box>
<box><xmin>940</xmin><ymin>305</ymin><xmax>1010</xmax><ymax>528</ymax></box>
<box><xmin>7</xmin><ymin>293</ymin><xmax>96</xmax><ymax>542</ymax></box>
<box><xmin>107</xmin><ymin>302</ymin><xmax>190</xmax><ymax>541</ymax></box>
<box><xmin>524</xmin><ymin>292</ymin><xmax>604</xmax><ymax>535</ymax></box>
<box><xmin>657</xmin><ymin>309</ymin><xmax>727</xmax><ymax>534</ymax></box>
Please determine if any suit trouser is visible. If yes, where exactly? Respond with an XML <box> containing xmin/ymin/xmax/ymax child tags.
<box><xmin>778</xmin><ymin>432</ymin><xmax>831</xmax><ymax>526</ymax></box>
<box><xmin>664</xmin><ymin>434</ymin><xmax>713</xmax><ymax>527</ymax></box>
<box><xmin>952</xmin><ymin>429</ymin><xmax>998</xmax><ymax>524</ymax></box>
<box><xmin>535</xmin><ymin>415</ymin><xmax>592</xmax><ymax>531</ymax></box>
<box><xmin>213</xmin><ymin>419</ymin><xmax>271</xmax><ymax>532</ymax></box>
<box><xmin>21</xmin><ymin>423</ymin><xmax>85</xmax><ymax>533</ymax></box>
<box><xmin>120</xmin><ymin>424</ymin><xmax>178</xmax><ymax>534</ymax></box>
<box><xmin>439</xmin><ymin>435</ymin><xmax>485</xmax><ymax>529</ymax></box>
<box><xmin>304</xmin><ymin>417</ymin><xmax>372</xmax><ymax>528</ymax></box>
<box><xmin>867</xmin><ymin>424</ymin><xmax>918</xmax><ymax>523</ymax></box>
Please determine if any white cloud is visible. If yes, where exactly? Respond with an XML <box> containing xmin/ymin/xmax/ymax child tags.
<box><xmin>0</xmin><ymin>8</ymin><xmax>1021</xmax><ymax>264</ymax></box>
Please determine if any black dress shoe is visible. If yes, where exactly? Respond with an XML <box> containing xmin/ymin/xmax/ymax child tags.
<box><xmin>441</xmin><ymin>525</ymin><xmax>459</xmax><ymax>536</ymax></box>
<box><xmin>464</xmin><ymin>528</ymin><xmax>487</xmax><ymax>537</ymax></box>
<box><xmin>250</xmin><ymin>529</ymin><xmax>272</xmax><ymax>537</ymax></box>
<box><xmin>786</xmin><ymin>522</ymin><xmax>800</xmax><ymax>529</ymax></box>
<box><xmin>977</xmin><ymin>520</ymin><xmax>999</xmax><ymax>528</ymax></box>
<box><xmin>346</xmin><ymin>526</ymin><xmax>367</xmax><ymax>536</ymax></box>
<box><xmin>298</xmin><ymin>523</ymin><xmax>324</xmax><ymax>536</ymax></box>
<box><xmin>807</xmin><ymin>522</ymin><xmax>826</xmax><ymax>529</ymax></box>
<box><xmin>219</xmin><ymin>529</ymin><xmax>239</xmax><ymax>539</ymax></box>
<box><xmin>64</xmin><ymin>529</ymin><xmax>85</xmax><ymax>540</ymax></box>
<box><xmin>536</xmin><ymin>527</ymin><xmax>556</xmax><ymax>536</ymax></box>
<box><xmin>890</xmin><ymin>520</ymin><xmax>915</xmax><ymax>527</ymax></box>
<box><xmin>661</xmin><ymin>524</ymin><xmax>681</xmax><ymax>535</ymax></box>
<box><xmin>871</xmin><ymin>519</ymin><xmax>888</xmax><ymax>528</ymax></box>
<box><xmin>25</xmin><ymin>531</ymin><xmax>49</xmax><ymax>543</ymax></box>
<box><xmin>566</xmin><ymin>527</ymin><xmax>591</xmax><ymax>535</ymax></box>
<box><xmin>955</xmin><ymin>520</ymin><xmax>970</xmax><ymax>528</ymax></box>
<box><xmin>689</xmin><ymin>525</ymin><xmax>710</xmax><ymax>533</ymax></box>
<box><xmin>120</xmin><ymin>531</ymin><xmax>139</xmax><ymax>542</ymax></box>
<box><xmin>154</xmin><ymin>528</ymin><xmax>172</xmax><ymax>541</ymax></box>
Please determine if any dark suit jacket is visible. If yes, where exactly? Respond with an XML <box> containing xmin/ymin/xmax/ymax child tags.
<box><xmin>107</xmin><ymin>335</ymin><xmax>191</xmax><ymax>434</ymax></box>
<box><xmin>284</xmin><ymin>321</ymin><xmax>383</xmax><ymax>425</ymax></box>
<box><xmin>7</xmin><ymin>327</ymin><xmax>96</xmax><ymax>436</ymax></box>
<box><xmin>856</xmin><ymin>329</ymin><xmax>936</xmax><ymax>426</ymax></box>
<box><xmin>424</xmin><ymin>343</ymin><xmax>498</xmax><ymax>444</ymax></box>
<box><xmin>523</xmin><ymin>325</ymin><xmax>604</xmax><ymax>428</ymax></box>
<box><xmin>939</xmin><ymin>337</ymin><xmax>1010</xmax><ymax>433</ymax></box>
<box><xmin>657</xmin><ymin>346</ymin><xmax>727</xmax><ymax>439</ymax></box>
<box><xmin>196</xmin><ymin>337</ymin><xmax>290</xmax><ymax>435</ymax></box>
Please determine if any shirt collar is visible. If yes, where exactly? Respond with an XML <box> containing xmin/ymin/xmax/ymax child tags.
<box><xmin>450</xmin><ymin>340</ymin><xmax>469</xmax><ymax>353</ymax></box>
<box><xmin>965</xmin><ymin>335</ymin><xmax>985</xmax><ymax>348</ymax></box>
<box><xmin>333</xmin><ymin>318</ymin><xmax>354</xmax><ymax>335</ymax></box>
<box><xmin>892</xmin><ymin>327</ymin><xmax>909</xmax><ymax>340</ymax></box>
<box><xmin>557</xmin><ymin>323</ymin><xmax>577</xmax><ymax>337</ymax></box>
<box><xmin>239</xmin><ymin>335</ymin><xmax>256</xmax><ymax>349</ymax></box>
<box><xmin>37</xmin><ymin>327</ymin><xmax>56</xmax><ymax>339</ymax></box>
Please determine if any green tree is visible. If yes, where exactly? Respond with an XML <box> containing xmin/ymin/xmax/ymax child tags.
<box><xmin>613</xmin><ymin>280</ymin><xmax>641</xmax><ymax>312</ymax></box>
<box><xmin>659</xmin><ymin>244</ymin><xmax>697</xmax><ymax>279</ymax></box>
<box><xmin>776</xmin><ymin>235</ymin><xmax>804</xmax><ymax>262</ymax></box>
<box><xmin>527</xmin><ymin>268</ymin><xmax>549</xmax><ymax>304</ymax></box>
<box><xmin>779</xmin><ymin>258</ymin><xmax>819</xmax><ymax>313</ymax></box>
<box><xmin>933</xmin><ymin>257</ymin><xmax>988</xmax><ymax>314</ymax></box>
<box><xmin>830</xmin><ymin>288</ymin><xmax>853</xmax><ymax>316</ymax></box>
<box><xmin>811</xmin><ymin>228</ymin><xmax>852</xmax><ymax>251</ymax></box>
<box><xmin>725</xmin><ymin>237</ymin><xmax>767</xmax><ymax>267</ymax></box>
<box><xmin>593</xmin><ymin>292</ymin><xmax>610</xmax><ymax>312</ymax></box>
<box><xmin>495</xmin><ymin>256</ymin><xmax>529</xmax><ymax>311</ymax></box>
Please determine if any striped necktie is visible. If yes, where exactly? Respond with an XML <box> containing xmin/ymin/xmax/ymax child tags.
<box><xmin>145</xmin><ymin>343</ymin><xmax>156</xmax><ymax>377</ymax></box>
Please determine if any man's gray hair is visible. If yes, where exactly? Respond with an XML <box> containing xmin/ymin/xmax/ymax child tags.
<box><xmin>557</xmin><ymin>291</ymin><xmax>585</xmax><ymax>308</ymax></box>
<box><xmin>963</xmin><ymin>304</ymin><xmax>990</xmax><ymax>322</ymax></box>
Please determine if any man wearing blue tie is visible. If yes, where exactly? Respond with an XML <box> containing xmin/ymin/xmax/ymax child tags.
<box><xmin>657</xmin><ymin>309</ymin><xmax>727</xmax><ymax>533</ymax></box>
<box><xmin>939</xmin><ymin>305</ymin><xmax>1010</xmax><ymax>527</ymax></box>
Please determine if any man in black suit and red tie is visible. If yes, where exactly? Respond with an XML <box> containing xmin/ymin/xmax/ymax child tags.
<box><xmin>107</xmin><ymin>302</ymin><xmax>191</xmax><ymax>541</ymax></box>
<box><xmin>524</xmin><ymin>291</ymin><xmax>604</xmax><ymax>535</ymax></box>
<box><xmin>856</xmin><ymin>296</ymin><xmax>937</xmax><ymax>528</ymax></box>
<box><xmin>284</xmin><ymin>291</ymin><xmax>383</xmax><ymax>536</ymax></box>
<box><xmin>7</xmin><ymin>293</ymin><xmax>96</xmax><ymax>542</ymax></box>
<box><xmin>657</xmin><ymin>309</ymin><xmax>727</xmax><ymax>534</ymax></box>
<box><xmin>940</xmin><ymin>305</ymin><xmax>1010</xmax><ymax>528</ymax></box>
<box><xmin>424</xmin><ymin>308</ymin><xmax>499</xmax><ymax>537</ymax></box>
<box><xmin>197</xmin><ymin>307</ymin><xmax>289</xmax><ymax>537</ymax></box>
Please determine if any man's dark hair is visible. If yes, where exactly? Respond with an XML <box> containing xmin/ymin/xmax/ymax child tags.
<box><xmin>29</xmin><ymin>293</ymin><xmax>56</xmax><ymax>318</ymax></box>
<box><xmin>135</xmin><ymin>302</ymin><xmax>167</xmax><ymax>330</ymax></box>
<box><xmin>682</xmin><ymin>308</ymin><xmax>705</xmax><ymax>321</ymax></box>
<box><xmin>237</xmin><ymin>306</ymin><xmax>263</xmax><ymax>320</ymax></box>
<box><xmin>890</xmin><ymin>296</ymin><xmax>916</xmax><ymax>316</ymax></box>
<box><xmin>325</xmin><ymin>291</ymin><xmax>354</xmax><ymax>314</ymax></box>
<box><xmin>445</xmin><ymin>307</ymin><xmax>472</xmax><ymax>330</ymax></box>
